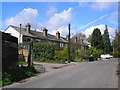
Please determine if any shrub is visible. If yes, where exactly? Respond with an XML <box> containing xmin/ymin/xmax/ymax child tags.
<box><xmin>113</xmin><ymin>51</ymin><xmax>120</xmax><ymax>58</ymax></box>
<box><xmin>25</xmin><ymin>72</ymin><xmax>35</xmax><ymax>77</ymax></box>
<box><xmin>35</xmin><ymin>57</ymin><xmax>47</xmax><ymax>62</ymax></box>
<box><xmin>74</xmin><ymin>58</ymin><xmax>88</xmax><ymax>62</ymax></box>
<box><xmin>0</xmin><ymin>81</ymin><xmax>2</xmax><ymax>87</ymax></box>
<box><xmin>75</xmin><ymin>49</ymin><xmax>90</xmax><ymax>59</ymax></box>
<box><xmin>2</xmin><ymin>72</ymin><xmax>12</xmax><ymax>86</ymax></box>
<box><xmin>88</xmin><ymin>56</ymin><xmax>94</xmax><ymax>61</ymax></box>
<box><xmin>19</xmin><ymin>61</ymin><xmax>27</xmax><ymax>66</ymax></box>
<box><xmin>54</xmin><ymin>47</ymin><xmax>68</xmax><ymax>61</ymax></box>
<box><xmin>88</xmin><ymin>47</ymin><xmax>103</xmax><ymax>60</ymax></box>
<box><xmin>33</xmin><ymin>43</ymin><xmax>56</xmax><ymax>60</ymax></box>
<box><xmin>2</xmin><ymin>66</ymin><xmax>38</xmax><ymax>86</ymax></box>
<box><xmin>54</xmin><ymin>50</ymin><xmax>68</xmax><ymax>61</ymax></box>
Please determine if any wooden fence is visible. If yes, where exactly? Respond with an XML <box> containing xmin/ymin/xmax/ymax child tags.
<box><xmin>19</xmin><ymin>49</ymin><xmax>28</xmax><ymax>62</ymax></box>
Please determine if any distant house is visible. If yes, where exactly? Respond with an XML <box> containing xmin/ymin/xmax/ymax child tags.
<box><xmin>70</xmin><ymin>33</ymin><xmax>90</xmax><ymax>51</ymax></box>
<box><xmin>5</xmin><ymin>23</ymin><xmax>68</xmax><ymax>50</ymax></box>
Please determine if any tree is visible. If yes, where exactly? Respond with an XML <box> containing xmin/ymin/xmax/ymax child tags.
<box><xmin>113</xmin><ymin>29</ymin><xmax>120</xmax><ymax>57</ymax></box>
<box><xmin>91</xmin><ymin>28</ymin><xmax>103</xmax><ymax>49</ymax></box>
<box><xmin>102</xmin><ymin>25</ymin><xmax>111</xmax><ymax>54</ymax></box>
<box><xmin>86</xmin><ymin>34</ymin><xmax>92</xmax><ymax>43</ymax></box>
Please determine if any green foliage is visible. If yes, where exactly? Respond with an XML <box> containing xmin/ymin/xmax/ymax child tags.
<box><xmin>102</xmin><ymin>26</ymin><xmax>111</xmax><ymax>54</ymax></box>
<box><xmin>74</xmin><ymin>58</ymin><xmax>88</xmax><ymax>62</ymax></box>
<box><xmin>88</xmin><ymin>56</ymin><xmax>94</xmax><ymax>61</ymax></box>
<box><xmin>75</xmin><ymin>49</ymin><xmax>90</xmax><ymax>59</ymax></box>
<box><xmin>113</xmin><ymin>51</ymin><xmax>120</xmax><ymax>58</ymax></box>
<box><xmin>53</xmin><ymin>47</ymin><xmax>75</xmax><ymax>63</ymax></box>
<box><xmin>54</xmin><ymin>50</ymin><xmax>68</xmax><ymax>61</ymax></box>
<box><xmin>2</xmin><ymin>72</ymin><xmax>12</xmax><ymax>86</ymax></box>
<box><xmin>88</xmin><ymin>47</ymin><xmax>103</xmax><ymax>60</ymax></box>
<box><xmin>88</xmin><ymin>47</ymin><xmax>96</xmax><ymax>54</ymax></box>
<box><xmin>86</xmin><ymin>34</ymin><xmax>92</xmax><ymax>43</ymax></box>
<box><xmin>2</xmin><ymin>66</ymin><xmax>37</xmax><ymax>86</ymax></box>
<box><xmin>33</xmin><ymin>42</ymin><xmax>56</xmax><ymax>60</ymax></box>
<box><xmin>19</xmin><ymin>61</ymin><xmax>27</xmax><ymax>66</ymax></box>
<box><xmin>91</xmin><ymin>28</ymin><xmax>103</xmax><ymax>49</ymax></box>
<box><xmin>0</xmin><ymin>81</ymin><xmax>2</xmax><ymax>87</ymax></box>
<box><xmin>35</xmin><ymin>55</ymin><xmax>67</xmax><ymax>64</ymax></box>
<box><xmin>25</xmin><ymin>71</ymin><xmax>35</xmax><ymax>77</ymax></box>
<box><xmin>35</xmin><ymin>57</ymin><xmax>47</xmax><ymax>62</ymax></box>
<box><xmin>113</xmin><ymin>30</ymin><xmax>120</xmax><ymax>58</ymax></box>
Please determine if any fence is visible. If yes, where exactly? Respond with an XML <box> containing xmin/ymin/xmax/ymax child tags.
<box><xmin>19</xmin><ymin>49</ymin><xmax>28</xmax><ymax>62</ymax></box>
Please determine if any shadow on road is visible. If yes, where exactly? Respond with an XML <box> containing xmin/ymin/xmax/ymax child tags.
<box><xmin>117</xmin><ymin>58</ymin><xmax>120</xmax><ymax>90</ymax></box>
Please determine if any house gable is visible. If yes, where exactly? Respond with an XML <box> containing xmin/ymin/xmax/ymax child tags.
<box><xmin>4</xmin><ymin>26</ymin><xmax>23</xmax><ymax>43</ymax></box>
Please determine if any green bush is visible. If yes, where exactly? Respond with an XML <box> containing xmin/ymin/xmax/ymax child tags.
<box><xmin>19</xmin><ymin>61</ymin><xmax>27</xmax><ymax>66</ymax></box>
<box><xmin>35</xmin><ymin>57</ymin><xmax>47</xmax><ymax>62</ymax></box>
<box><xmin>88</xmin><ymin>56</ymin><xmax>94</xmax><ymax>61</ymax></box>
<box><xmin>54</xmin><ymin>47</ymin><xmax>68</xmax><ymax>61</ymax></box>
<box><xmin>113</xmin><ymin>51</ymin><xmax>120</xmax><ymax>58</ymax></box>
<box><xmin>88</xmin><ymin>47</ymin><xmax>103</xmax><ymax>60</ymax></box>
<box><xmin>35</xmin><ymin>57</ymin><xmax>66</xmax><ymax>64</ymax></box>
<box><xmin>33</xmin><ymin>43</ymin><xmax>56</xmax><ymax>60</ymax></box>
<box><xmin>0</xmin><ymin>81</ymin><xmax>2</xmax><ymax>87</ymax></box>
<box><xmin>74</xmin><ymin>58</ymin><xmax>88</xmax><ymax>62</ymax></box>
<box><xmin>2</xmin><ymin>66</ymin><xmax>37</xmax><ymax>86</ymax></box>
<box><xmin>75</xmin><ymin>49</ymin><xmax>90</xmax><ymax>59</ymax></box>
<box><xmin>25</xmin><ymin>72</ymin><xmax>35</xmax><ymax>77</ymax></box>
<box><xmin>2</xmin><ymin>72</ymin><xmax>12</xmax><ymax>86</ymax></box>
<box><xmin>54</xmin><ymin>50</ymin><xmax>68</xmax><ymax>61</ymax></box>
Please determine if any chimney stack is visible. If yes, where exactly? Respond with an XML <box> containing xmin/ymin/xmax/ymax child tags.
<box><xmin>26</xmin><ymin>23</ymin><xmax>31</xmax><ymax>33</ymax></box>
<box><xmin>43</xmin><ymin>28</ymin><xmax>48</xmax><ymax>36</ymax></box>
<box><xmin>56</xmin><ymin>31</ymin><xmax>60</xmax><ymax>39</ymax></box>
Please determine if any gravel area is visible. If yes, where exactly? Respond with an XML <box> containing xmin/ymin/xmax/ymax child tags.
<box><xmin>33</xmin><ymin>61</ymin><xmax>77</xmax><ymax>73</ymax></box>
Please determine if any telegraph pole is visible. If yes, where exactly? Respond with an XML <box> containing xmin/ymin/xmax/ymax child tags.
<box><xmin>68</xmin><ymin>23</ymin><xmax>71</xmax><ymax>63</ymax></box>
<box><xmin>28</xmin><ymin>38</ymin><xmax>33</xmax><ymax>67</ymax></box>
<box><xmin>19</xmin><ymin>24</ymin><xmax>22</xmax><ymax>47</ymax></box>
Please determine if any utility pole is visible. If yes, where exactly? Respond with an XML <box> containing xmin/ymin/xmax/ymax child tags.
<box><xmin>28</xmin><ymin>38</ymin><xmax>33</xmax><ymax>67</ymax></box>
<box><xmin>68</xmin><ymin>23</ymin><xmax>71</xmax><ymax>63</ymax></box>
<box><xmin>19</xmin><ymin>24</ymin><xmax>22</xmax><ymax>47</ymax></box>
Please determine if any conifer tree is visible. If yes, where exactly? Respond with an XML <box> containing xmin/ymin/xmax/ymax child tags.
<box><xmin>91</xmin><ymin>28</ymin><xmax>103</xmax><ymax>49</ymax></box>
<box><xmin>102</xmin><ymin>25</ymin><xmax>111</xmax><ymax>54</ymax></box>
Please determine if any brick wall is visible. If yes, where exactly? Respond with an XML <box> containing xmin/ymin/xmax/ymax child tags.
<box><xmin>1</xmin><ymin>32</ymin><xmax>18</xmax><ymax>71</ymax></box>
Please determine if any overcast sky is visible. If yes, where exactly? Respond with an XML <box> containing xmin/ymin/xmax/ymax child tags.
<box><xmin>1</xmin><ymin>1</ymin><xmax>118</xmax><ymax>38</ymax></box>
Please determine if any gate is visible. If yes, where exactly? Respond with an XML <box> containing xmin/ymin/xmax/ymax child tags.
<box><xmin>18</xmin><ymin>43</ymin><xmax>29</xmax><ymax>62</ymax></box>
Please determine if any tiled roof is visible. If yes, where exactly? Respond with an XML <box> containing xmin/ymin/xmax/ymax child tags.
<box><xmin>10</xmin><ymin>25</ymin><xmax>67</xmax><ymax>43</ymax></box>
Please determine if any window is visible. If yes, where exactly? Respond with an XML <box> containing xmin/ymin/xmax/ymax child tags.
<box><xmin>35</xmin><ymin>39</ymin><xmax>41</xmax><ymax>42</ymax></box>
<box><xmin>60</xmin><ymin>43</ymin><xmax>64</xmax><ymax>47</ymax></box>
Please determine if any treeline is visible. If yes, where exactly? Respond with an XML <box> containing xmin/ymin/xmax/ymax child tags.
<box><xmin>87</xmin><ymin>25</ymin><xmax>120</xmax><ymax>57</ymax></box>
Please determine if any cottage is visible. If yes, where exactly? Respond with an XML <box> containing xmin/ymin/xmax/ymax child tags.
<box><xmin>5</xmin><ymin>23</ymin><xmax>68</xmax><ymax>50</ymax></box>
<box><xmin>70</xmin><ymin>33</ymin><xmax>90</xmax><ymax>52</ymax></box>
<box><xmin>5</xmin><ymin>23</ymin><xmax>89</xmax><ymax>50</ymax></box>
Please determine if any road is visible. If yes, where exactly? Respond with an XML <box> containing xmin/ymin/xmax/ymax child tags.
<box><xmin>4</xmin><ymin>58</ymin><xmax>118</xmax><ymax>88</ymax></box>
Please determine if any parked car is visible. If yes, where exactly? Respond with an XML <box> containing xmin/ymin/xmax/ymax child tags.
<box><xmin>101</xmin><ymin>54</ymin><xmax>113</xmax><ymax>59</ymax></box>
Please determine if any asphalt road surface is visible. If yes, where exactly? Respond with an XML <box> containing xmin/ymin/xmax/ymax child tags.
<box><xmin>4</xmin><ymin>58</ymin><xmax>118</xmax><ymax>88</ymax></box>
